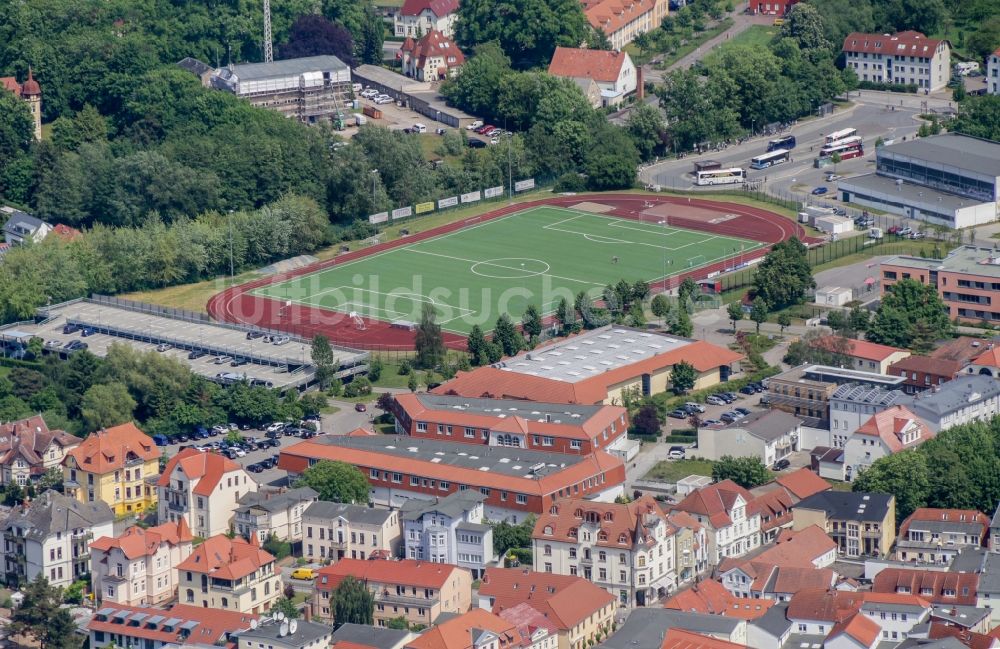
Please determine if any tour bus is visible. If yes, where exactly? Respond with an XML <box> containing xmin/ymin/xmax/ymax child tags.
<box><xmin>696</xmin><ymin>167</ymin><xmax>747</xmax><ymax>186</ymax></box>
<box><xmin>767</xmin><ymin>135</ymin><xmax>796</xmax><ymax>152</ymax></box>
<box><xmin>824</xmin><ymin>128</ymin><xmax>857</xmax><ymax>146</ymax></box>
<box><xmin>749</xmin><ymin>149</ymin><xmax>790</xmax><ymax>169</ymax></box>
<box><xmin>814</xmin><ymin>136</ymin><xmax>864</xmax><ymax>167</ymax></box>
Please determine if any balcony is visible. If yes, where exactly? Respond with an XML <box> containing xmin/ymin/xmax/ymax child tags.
<box><xmin>579</xmin><ymin>555</ymin><xmax>594</xmax><ymax>564</ymax></box>
<box><xmin>167</xmin><ymin>499</ymin><xmax>189</xmax><ymax>512</ymax></box>
<box><xmin>376</xmin><ymin>590</ymin><xmax>440</xmax><ymax>608</ymax></box>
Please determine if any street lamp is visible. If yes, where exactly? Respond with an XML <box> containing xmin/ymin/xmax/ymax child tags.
<box><xmin>228</xmin><ymin>209</ymin><xmax>235</xmax><ymax>285</ymax></box>
<box><xmin>370</xmin><ymin>169</ymin><xmax>379</xmax><ymax>203</ymax></box>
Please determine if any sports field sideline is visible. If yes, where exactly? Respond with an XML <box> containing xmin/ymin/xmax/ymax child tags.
<box><xmin>252</xmin><ymin>205</ymin><xmax>762</xmax><ymax>335</ymax></box>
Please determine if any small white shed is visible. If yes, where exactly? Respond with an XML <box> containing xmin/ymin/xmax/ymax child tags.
<box><xmin>815</xmin><ymin>286</ymin><xmax>853</xmax><ymax>307</ymax></box>
<box><xmin>815</xmin><ymin>214</ymin><xmax>854</xmax><ymax>235</ymax></box>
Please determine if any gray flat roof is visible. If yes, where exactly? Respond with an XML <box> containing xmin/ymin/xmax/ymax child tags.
<box><xmin>890</xmin><ymin>246</ymin><xmax>1000</xmax><ymax>280</ymax></box>
<box><xmin>353</xmin><ymin>64</ymin><xmax>430</xmax><ymax>92</ymax></box>
<box><xmin>234</xmin><ymin>619</ymin><xmax>331</xmax><ymax>644</ymax></box>
<box><xmin>832</xmin><ymin>383</ymin><xmax>906</xmax><ymax>407</ymax></box>
<box><xmin>493</xmin><ymin>327</ymin><xmax>694</xmax><ymax>384</ymax></box>
<box><xmin>416</xmin><ymin>394</ymin><xmax>605</xmax><ymax>421</ymax></box>
<box><xmin>598</xmin><ymin>609</ymin><xmax>741</xmax><ymax>649</ymax></box>
<box><xmin>804</xmin><ymin>364</ymin><xmax>906</xmax><ymax>386</ymax></box>
<box><xmin>903</xmin><ymin>374</ymin><xmax>1000</xmax><ymax>418</ymax></box>
<box><xmin>880</xmin><ymin>133</ymin><xmax>1000</xmax><ymax>178</ymax></box>
<box><xmin>231</xmin><ymin>55</ymin><xmax>348</xmax><ymax>80</ymax></box>
<box><xmin>721</xmin><ymin>410</ymin><xmax>802</xmax><ymax>442</ymax></box>
<box><xmin>881</xmin><ymin>254</ymin><xmax>945</xmax><ymax>272</ymax></box>
<box><xmin>314</xmin><ymin>434</ymin><xmax>589</xmax><ymax>479</ymax></box>
<box><xmin>331</xmin><ymin>623</ymin><xmax>410</xmax><ymax>649</ymax></box>
<box><xmin>838</xmin><ymin>173</ymin><xmax>992</xmax><ymax>212</ymax></box>
<box><xmin>408</xmin><ymin>91</ymin><xmax>475</xmax><ymax>119</ymax></box>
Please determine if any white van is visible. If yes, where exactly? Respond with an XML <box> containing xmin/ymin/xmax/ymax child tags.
<box><xmin>954</xmin><ymin>62</ymin><xmax>979</xmax><ymax>76</ymax></box>
<box><xmin>413</xmin><ymin>123</ymin><xmax>427</xmax><ymax>133</ymax></box>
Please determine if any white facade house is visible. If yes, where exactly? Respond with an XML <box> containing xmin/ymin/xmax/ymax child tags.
<box><xmin>401</xmin><ymin>490</ymin><xmax>496</xmax><ymax>578</ymax></box>
<box><xmin>673</xmin><ymin>480</ymin><xmax>762</xmax><ymax>566</ymax></box>
<box><xmin>90</xmin><ymin>519</ymin><xmax>194</xmax><ymax>606</ymax></box>
<box><xmin>904</xmin><ymin>374</ymin><xmax>1000</xmax><ymax>432</ymax></box>
<box><xmin>696</xmin><ymin>411</ymin><xmax>801</xmax><ymax>467</ymax></box>
<box><xmin>842</xmin><ymin>405</ymin><xmax>933</xmax><ymax>482</ymax></box>
<box><xmin>829</xmin><ymin>384</ymin><xmax>906</xmax><ymax>447</ymax></box>
<box><xmin>234</xmin><ymin>487</ymin><xmax>317</xmax><ymax>543</ymax></box>
<box><xmin>859</xmin><ymin>594</ymin><xmax>932</xmax><ymax>643</ymax></box>
<box><xmin>157</xmin><ymin>448</ymin><xmax>257</xmax><ymax>538</ymax></box>
<box><xmin>1</xmin><ymin>490</ymin><xmax>114</xmax><ymax>588</ymax></box>
<box><xmin>394</xmin><ymin>0</ymin><xmax>458</xmax><ymax>38</ymax></box>
<box><xmin>841</xmin><ymin>31</ymin><xmax>951</xmax><ymax>91</ymax></box>
<box><xmin>548</xmin><ymin>48</ymin><xmax>638</xmax><ymax>107</ymax></box>
<box><xmin>989</xmin><ymin>48</ymin><xmax>1000</xmax><ymax>95</ymax></box>
<box><xmin>301</xmin><ymin>501</ymin><xmax>401</xmax><ymax>562</ymax></box>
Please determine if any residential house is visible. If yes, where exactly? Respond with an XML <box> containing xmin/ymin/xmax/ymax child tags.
<box><xmin>314</xmin><ymin>558</ymin><xmax>472</xmax><ymax>627</ymax></box>
<box><xmin>695</xmin><ymin>410</ymin><xmax>801</xmax><ymax>467</ymax></box>
<box><xmin>177</xmin><ymin>534</ymin><xmax>280</xmax><ymax>614</ymax></box>
<box><xmin>532</xmin><ymin>496</ymin><xmax>677</xmax><ymax>607</ymax></box>
<box><xmin>767</xmin><ymin>364</ymin><xmax>905</xmax><ymax>429</ymax></box>
<box><xmin>90</xmin><ymin>518</ymin><xmax>194</xmax><ymax>606</ymax></box>
<box><xmin>667</xmin><ymin>510</ymin><xmax>709</xmax><ymax>583</ymax></box>
<box><xmin>331</xmin><ymin>623</ymin><xmax>414</xmax><ymax>649</ymax></box>
<box><xmin>990</xmin><ymin>502</ymin><xmax>1000</xmax><ymax>552</ymax></box>
<box><xmin>157</xmin><ymin>447</ymin><xmax>257</xmax><ymax>538</ymax></box>
<box><xmin>772</xmin><ymin>468</ymin><xmax>832</xmax><ymax>502</ymax></box>
<box><xmin>842</xmin><ymin>31</ymin><xmax>951</xmax><ymax>91</ymax></box>
<box><xmin>719</xmin><ymin>526</ymin><xmax>838</xmax><ymax>600</ymax></box>
<box><xmin>752</xmin><ymin>486</ymin><xmax>794</xmax><ymax>544</ymax></box>
<box><xmin>825</xmin><ymin>613</ymin><xmax>882</xmax><ymax>649</ymax></box>
<box><xmin>0</xmin><ymin>415</ymin><xmax>81</xmax><ymax>487</ymax></box>
<box><xmin>896</xmin><ymin>508</ymin><xmax>989</xmax><ymax>564</ymax></box>
<box><xmin>659</xmin><ymin>629</ymin><xmax>747</xmax><ymax>649</ymax></box>
<box><xmin>1</xmin><ymin>209</ymin><xmax>50</xmax><ymax>245</ymax></box>
<box><xmin>859</xmin><ymin>592</ymin><xmax>933</xmax><ymax>643</ymax></box>
<box><xmin>843</xmin><ymin>405</ymin><xmax>934</xmax><ymax>482</ymax></box>
<box><xmin>477</xmin><ymin>568</ymin><xmax>617</xmax><ymax>649</ymax></box>
<box><xmin>1</xmin><ymin>490</ymin><xmax>113</xmax><ymax>588</ymax></box>
<box><xmin>87</xmin><ymin>603</ymin><xmax>257</xmax><ymax>649</ymax></box>
<box><xmin>279</xmin><ymin>435</ymin><xmax>626</xmax><ymax>523</ymax></box>
<box><xmin>903</xmin><ymin>375</ymin><xmax>1000</xmax><ymax>432</ymax></box>
<box><xmin>548</xmin><ymin>48</ymin><xmax>637</xmax><ymax>107</ymax></box>
<box><xmin>400</xmin><ymin>30</ymin><xmax>464</xmax><ymax>81</ymax></box>
<box><xmin>302</xmin><ymin>500</ymin><xmax>401</xmax><ymax>562</ymax></box>
<box><xmin>977</xmin><ymin>553</ymin><xmax>1000</xmax><ymax>623</ymax></box>
<box><xmin>234</xmin><ymin>486</ymin><xmax>317</xmax><ymax>544</ymax></box>
<box><xmin>874</xmin><ymin>568</ymin><xmax>978</xmax><ymax>606</ymax></box>
<box><xmin>969</xmin><ymin>346</ymin><xmax>1000</xmax><ymax>378</ymax></box>
<box><xmin>664</xmin><ymin>579</ymin><xmax>775</xmax><ymax>620</ymax></box>
<box><xmin>746</xmin><ymin>602</ymin><xmax>794</xmax><ymax>649</ymax></box>
<box><xmin>815</xmin><ymin>336</ymin><xmax>912</xmax><ymax>374</ymax></box>
<box><xmin>930</xmin><ymin>603</ymin><xmax>992</xmax><ymax>634</ymax></box>
<box><xmin>496</xmin><ymin>603</ymin><xmax>560</xmax><ymax>649</ymax></box>
<box><xmin>389</xmin><ymin>393</ymin><xmax>630</xmax><ymax>458</ymax></box>
<box><xmin>401</xmin><ymin>490</ymin><xmax>496</xmax><ymax>578</ymax></box>
<box><xmin>63</xmin><ymin>423</ymin><xmax>159</xmax><ymax>516</ymax></box>
<box><xmin>403</xmin><ymin>608</ymin><xmax>527</xmax><ymax>649</ymax></box>
<box><xmin>751</xmin><ymin>0</ymin><xmax>799</xmax><ymax>16</ymax></box>
<box><xmin>176</xmin><ymin>57</ymin><xmax>215</xmax><ymax>86</ymax></box>
<box><xmin>889</xmin><ymin>356</ymin><xmax>964</xmax><ymax>394</ymax></box>
<box><xmin>792</xmin><ymin>491</ymin><xmax>896</xmax><ymax>558</ymax></box>
<box><xmin>672</xmin><ymin>480</ymin><xmax>762</xmax><ymax>565</ymax></box>
<box><xmin>596</xmin><ymin>608</ymin><xmax>747</xmax><ymax>648</ymax></box>
<box><xmin>582</xmin><ymin>0</ymin><xmax>668</xmax><ymax>51</ymax></box>
<box><xmin>234</xmin><ymin>617</ymin><xmax>333</xmax><ymax>649</ymax></box>
<box><xmin>989</xmin><ymin>47</ymin><xmax>1000</xmax><ymax>95</ymax></box>
<box><xmin>829</xmin><ymin>384</ymin><xmax>907</xmax><ymax>446</ymax></box>
<box><xmin>785</xmin><ymin>588</ymin><xmax>864</xmax><ymax>637</ymax></box>
<box><xmin>0</xmin><ymin>70</ymin><xmax>42</xmax><ymax>140</ymax></box>
<box><xmin>394</xmin><ymin>0</ymin><xmax>459</xmax><ymax>38</ymax></box>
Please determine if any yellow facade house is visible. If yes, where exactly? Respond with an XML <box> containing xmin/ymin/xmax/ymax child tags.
<box><xmin>63</xmin><ymin>423</ymin><xmax>159</xmax><ymax>516</ymax></box>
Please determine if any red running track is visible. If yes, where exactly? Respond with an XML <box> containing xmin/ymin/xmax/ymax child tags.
<box><xmin>206</xmin><ymin>194</ymin><xmax>813</xmax><ymax>351</ymax></box>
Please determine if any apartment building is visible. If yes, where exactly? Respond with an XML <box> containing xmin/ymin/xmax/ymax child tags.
<box><xmin>673</xmin><ymin>480</ymin><xmax>762</xmax><ymax>566</ymax></box>
<box><xmin>989</xmin><ymin>47</ymin><xmax>1000</xmax><ymax>95</ymax></box>
<box><xmin>394</xmin><ymin>0</ymin><xmax>458</xmax><ymax>38</ymax></box>
<box><xmin>875</xmin><ymin>568</ymin><xmax>979</xmax><ymax>606</ymax></box>
<box><xmin>389</xmin><ymin>393</ymin><xmax>630</xmax><ymax>458</ymax></box>
<box><xmin>0</xmin><ymin>415</ymin><xmax>80</xmax><ymax>487</ymax></box>
<box><xmin>895</xmin><ymin>508</ymin><xmax>989</xmax><ymax>564</ymax></box>
<box><xmin>842</xmin><ymin>405</ymin><xmax>934</xmax><ymax>481</ymax></box>
<box><xmin>234</xmin><ymin>486</ymin><xmax>317</xmax><ymax>543</ymax></box>
<box><xmin>302</xmin><ymin>501</ymin><xmax>401</xmax><ymax>562</ymax></box>
<box><xmin>1</xmin><ymin>490</ymin><xmax>113</xmax><ymax>588</ymax></box>
<box><xmin>695</xmin><ymin>410</ymin><xmax>801</xmax><ymax>467</ymax></box>
<box><xmin>532</xmin><ymin>496</ymin><xmax>677</xmax><ymax>607</ymax></box>
<box><xmin>813</xmin><ymin>337</ymin><xmax>911</xmax><ymax>374</ymax></box>
<box><xmin>903</xmin><ymin>374</ymin><xmax>1000</xmax><ymax>432</ymax></box>
<box><xmin>667</xmin><ymin>510</ymin><xmax>709</xmax><ymax>583</ymax></box>
<box><xmin>792</xmin><ymin>491</ymin><xmax>896</xmax><ymax>558</ymax></box>
<box><xmin>157</xmin><ymin>448</ymin><xmax>257</xmax><ymax>538</ymax></box>
<box><xmin>314</xmin><ymin>558</ymin><xmax>472</xmax><ymax>627</ymax></box>
<box><xmin>234</xmin><ymin>617</ymin><xmax>333</xmax><ymax>649</ymax></box>
<box><xmin>768</xmin><ymin>364</ymin><xmax>905</xmax><ymax>429</ymax></box>
<box><xmin>478</xmin><ymin>568</ymin><xmax>617</xmax><ymax>649</ymax></box>
<box><xmin>91</xmin><ymin>519</ymin><xmax>194</xmax><ymax>606</ymax></box>
<box><xmin>548</xmin><ymin>48</ymin><xmax>637</xmax><ymax>107</ymax></box>
<box><xmin>882</xmin><ymin>247</ymin><xmax>1000</xmax><ymax>324</ymax></box>
<box><xmin>401</xmin><ymin>490</ymin><xmax>495</xmax><ymax>578</ymax></box>
<box><xmin>829</xmin><ymin>384</ymin><xmax>907</xmax><ymax>445</ymax></box>
<box><xmin>665</xmin><ymin>579</ymin><xmax>775</xmax><ymax>620</ymax></box>
<box><xmin>177</xmin><ymin>534</ymin><xmax>281</xmax><ymax>614</ymax></box>
<box><xmin>279</xmin><ymin>436</ymin><xmax>626</xmax><ymax>523</ymax></box>
<box><xmin>842</xmin><ymin>31</ymin><xmax>951</xmax><ymax>91</ymax></box>
<box><xmin>583</xmin><ymin>0</ymin><xmax>668</xmax><ymax>51</ymax></box>
<box><xmin>399</xmin><ymin>30</ymin><xmax>465</xmax><ymax>81</ymax></box>
<box><xmin>404</xmin><ymin>608</ymin><xmax>535</xmax><ymax>649</ymax></box>
<box><xmin>87</xmin><ymin>603</ymin><xmax>257</xmax><ymax>649</ymax></box>
<box><xmin>719</xmin><ymin>526</ymin><xmax>838</xmax><ymax>600</ymax></box>
<box><xmin>63</xmin><ymin>423</ymin><xmax>159</xmax><ymax>516</ymax></box>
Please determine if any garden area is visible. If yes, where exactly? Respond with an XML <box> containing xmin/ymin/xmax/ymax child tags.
<box><xmin>644</xmin><ymin>459</ymin><xmax>716</xmax><ymax>484</ymax></box>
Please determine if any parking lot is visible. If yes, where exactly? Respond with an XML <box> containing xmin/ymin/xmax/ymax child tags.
<box><xmin>661</xmin><ymin>383</ymin><xmax>771</xmax><ymax>434</ymax></box>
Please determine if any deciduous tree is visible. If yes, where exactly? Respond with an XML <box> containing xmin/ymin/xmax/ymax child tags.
<box><xmin>297</xmin><ymin>460</ymin><xmax>370</xmax><ymax>504</ymax></box>
<box><xmin>671</xmin><ymin>360</ymin><xmax>696</xmax><ymax>394</ymax></box>
<box><xmin>414</xmin><ymin>303</ymin><xmax>445</xmax><ymax>369</ymax></box>
<box><xmin>332</xmin><ymin>576</ymin><xmax>375</xmax><ymax>628</ymax></box>
<box><xmin>712</xmin><ymin>456</ymin><xmax>771</xmax><ymax>489</ymax></box>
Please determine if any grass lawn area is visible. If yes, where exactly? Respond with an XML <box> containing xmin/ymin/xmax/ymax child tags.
<box><xmin>291</xmin><ymin>592</ymin><xmax>310</xmax><ymax>605</ymax></box>
<box><xmin>828</xmin><ymin>480</ymin><xmax>853</xmax><ymax>492</ymax></box>
<box><xmin>810</xmin><ymin>239</ymin><xmax>958</xmax><ymax>274</ymax></box>
<box><xmin>255</xmin><ymin>205</ymin><xmax>763</xmax><ymax>336</ymax></box>
<box><xmin>644</xmin><ymin>459</ymin><xmax>716</xmax><ymax>483</ymax></box>
<box><xmin>121</xmin><ymin>270</ymin><xmax>262</xmax><ymax>314</ymax></box>
<box><xmin>654</xmin><ymin>18</ymin><xmax>735</xmax><ymax>69</ymax></box>
<box><xmin>319</xmin><ymin>404</ymin><xmax>341</xmax><ymax>415</ymax></box>
<box><xmin>416</xmin><ymin>133</ymin><xmax>465</xmax><ymax>165</ymax></box>
<box><xmin>701</xmin><ymin>25</ymin><xmax>778</xmax><ymax>66</ymax></box>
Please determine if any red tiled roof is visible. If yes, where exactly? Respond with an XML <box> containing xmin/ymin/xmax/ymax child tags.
<box><xmin>899</xmin><ymin>508</ymin><xmax>989</xmax><ymax>540</ymax></box>
<box><xmin>549</xmin><ymin>47</ymin><xmax>631</xmax><ymax>83</ymax></box>
<box><xmin>664</xmin><ymin>580</ymin><xmax>773</xmax><ymax>620</ymax></box>
<box><xmin>787</xmin><ymin>588</ymin><xmax>863</xmax><ymax>623</ymax></box>
<box><xmin>316</xmin><ymin>558</ymin><xmax>464</xmax><ymax>592</ymax></box>
<box><xmin>0</xmin><ymin>77</ymin><xmax>22</xmax><ymax>95</ymax></box>
<box><xmin>405</xmin><ymin>609</ymin><xmax>515</xmax><ymax>649</ymax></box>
<box><xmin>479</xmin><ymin>568</ymin><xmax>615</xmax><ymax>630</ymax></box>
<box><xmin>157</xmin><ymin>447</ymin><xmax>244</xmax><ymax>496</ymax></box>
<box><xmin>86</xmin><ymin>602</ymin><xmax>257</xmax><ymax>645</ymax></box>
<box><xmin>974</xmin><ymin>347</ymin><xmax>1000</xmax><ymax>369</ymax></box>
<box><xmin>828</xmin><ymin>613</ymin><xmax>880</xmax><ymax>648</ymax></box>
<box><xmin>66</xmin><ymin>423</ymin><xmax>158</xmax><ymax>474</ymax></box>
<box><xmin>674</xmin><ymin>480</ymin><xmax>756</xmax><ymax>529</ymax></box>
<box><xmin>862</xmin><ymin>592</ymin><xmax>932</xmax><ymax>609</ymax></box>
<box><xmin>176</xmin><ymin>534</ymin><xmax>275</xmax><ymax>580</ymax></box>
<box><xmin>0</xmin><ymin>415</ymin><xmax>81</xmax><ymax>472</ymax></box>
<box><xmin>400</xmin><ymin>0</ymin><xmax>458</xmax><ymax>17</ymax></box>
<box><xmin>842</xmin><ymin>31</ymin><xmax>945</xmax><ymax>56</ymax></box>
<box><xmin>91</xmin><ymin>519</ymin><xmax>192</xmax><ymax>559</ymax></box>
<box><xmin>434</xmin><ymin>339</ymin><xmax>742</xmax><ymax>404</ymax></box>
<box><xmin>754</xmin><ymin>487</ymin><xmax>793</xmax><ymax>533</ymax></box>
<box><xmin>50</xmin><ymin>223</ymin><xmax>82</xmax><ymax>240</ymax></box>
<box><xmin>889</xmin><ymin>354</ymin><xmax>964</xmax><ymax>379</ymax></box>
<box><xmin>873</xmin><ymin>569</ymin><xmax>979</xmax><ymax>606</ymax></box>
<box><xmin>775</xmin><ymin>468</ymin><xmax>830</xmax><ymax>500</ymax></box>
<box><xmin>761</xmin><ymin>525</ymin><xmax>836</xmax><ymax>566</ymax></box>
<box><xmin>932</xmin><ymin>623</ymin><xmax>1000</xmax><ymax>649</ymax></box>
<box><xmin>854</xmin><ymin>405</ymin><xmax>933</xmax><ymax>453</ymax></box>
<box><xmin>584</xmin><ymin>0</ymin><xmax>657</xmax><ymax>38</ymax></box>
<box><xmin>532</xmin><ymin>496</ymin><xmax>671</xmax><ymax>549</ymax></box>
<box><xmin>815</xmin><ymin>335</ymin><xmax>908</xmax><ymax>362</ymax></box>
<box><xmin>400</xmin><ymin>29</ymin><xmax>465</xmax><ymax>70</ymax></box>
<box><xmin>660</xmin><ymin>629</ymin><xmax>747</xmax><ymax>649</ymax></box>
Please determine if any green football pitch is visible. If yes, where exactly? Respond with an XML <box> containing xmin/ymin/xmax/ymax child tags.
<box><xmin>253</xmin><ymin>206</ymin><xmax>762</xmax><ymax>335</ymax></box>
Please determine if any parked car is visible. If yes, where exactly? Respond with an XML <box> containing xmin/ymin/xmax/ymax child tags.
<box><xmin>272</xmin><ymin>335</ymin><xmax>291</xmax><ymax>345</ymax></box>
<box><xmin>773</xmin><ymin>458</ymin><xmax>791</xmax><ymax>471</ymax></box>
<box><xmin>825</xmin><ymin>173</ymin><xmax>841</xmax><ymax>182</ymax></box>
<box><xmin>63</xmin><ymin>340</ymin><xmax>88</xmax><ymax>352</ymax></box>
<box><xmin>898</xmin><ymin>226</ymin><xmax>913</xmax><ymax>236</ymax></box>
<box><xmin>720</xmin><ymin>412</ymin><xmax>740</xmax><ymax>424</ymax></box>
<box><xmin>355</xmin><ymin>403</ymin><xmax>367</xmax><ymax>412</ymax></box>
<box><xmin>684</xmin><ymin>402</ymin><xmax>705</xmax><ymax>413</ymax></box>
<box><xmin>195</xmin><ymin>429</ymin><xmax>210</xmax><ymax>439</ymax></box>
<box><xmin>44</xmin><ymin>339</ymin><xmax>62</xmax><ymax>349</ymax></box>
<box><xmin>246</xmin><ymin>331</ymin><xmax>265</xmax><ymax>340</ymax></box>
<box><xmin>739</xmin><ymin>385</ymin><xmax>756</xmax><ymax>395</ymax></box>
<box><xmin>734</xmin><ymin>407</ymin><xmax>751</xmax><ymax>417</ymax></box>
<box><xmin>156</xmin><ymin>343</ymin><xmax>173</xmax><ymax>352</ymax></box>
<box><xmin>188</xmin><ymin>350</ymin><xmax>207</xmax><ymax>360</ymax></box>
<box><xmin>360</xmin><ymin>89</ymin><xmax>378</xmax><ymax>99</ymax></box>
<box><xmin>176</xmin><ymin>434</ymin><xmax>190</xmax><ymax>443</ymax></box>
<box><xmin>214</xmin><ymin>355</ymin><xmax>233</xmax><ymax>364</ymax></box>
<box><xmin>247</xmin><ymin>463</ymin><xmax>265</xmax><ymax>473</ymax></box>
<box><xmin>706</xmin><ymin>395</ymin><xmax>726</xmax><ymax>406</ymax></box>
<box><xmin>374</xmin><ymin>95</ymin><xmax>393</xmax><ymax>105</ymax></box>
<box><xmin>811</xmin><ymin>186</ymin><xmax>828</xmax><ymax>196</ymax></box>
<box><xmin>80</xmin><ymin>327</ymin><xmax>95</xmax><ymax>337</ymax></box>
<box><xmin>266</xmin><ymin>422</ymin><xmax>285</xmax><ymax>433</ymax></box>
<box><xmin>62</xmin><ymin>323</ymin><xmax>80</xmax><ymax>335</ymax></box>
<box><xmin>466</xmin><ymin>120</ymin><xmax>483</xmax><ymax>130</ymax></box>
<box><xmin>233</xmin><ymin>448</ymin><xmax>247</xmax><ymax>457</ymax></box>
<box><xmin>702</xmin><ymin>419</ymin><xmax>723</xmax><ymax>427</ymax></box>
<box><xmin>908</xmin><ymin>231</ymin><xmax>925</xmax><ymax>239</ymax></box>
<box><xmin>668</xmin><ymin>446</ymin><xmax>685</xmax><ymax>460</ymax></box>
<box><xmin>291</xmin><ymin>568</ymin><xmax>316</xmax><ymax>580</ymax></box>
<box><xmin>723</xmin><ymin>392</ymin><xmax>739</xmax><ymax>402</ymax></box>
<box><xmin>668</xmin><ymin>409</ymin><xmax>688</xmax><ymax>419</ymax></box>
<box><xmin>468</xmin><ymin>139</ymin><xmax>486</xmax><ymax>149</ymax></box>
